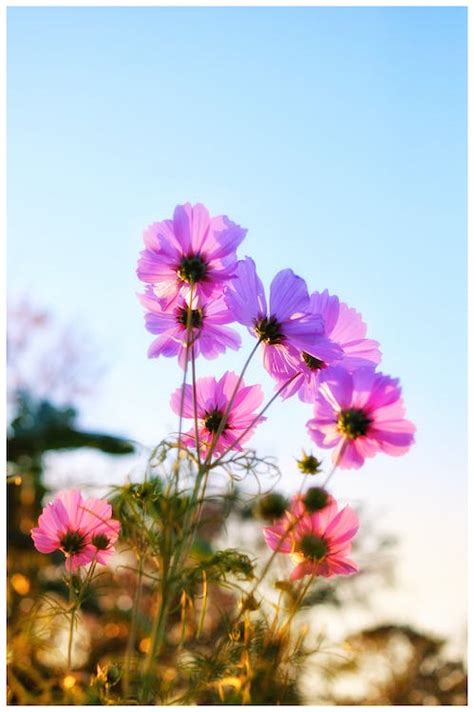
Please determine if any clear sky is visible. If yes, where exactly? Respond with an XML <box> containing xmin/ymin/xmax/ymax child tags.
<box><xmin>7</xmin><ymin>7</ymin><xmax>467</xmax><ymax>651</ymax></box>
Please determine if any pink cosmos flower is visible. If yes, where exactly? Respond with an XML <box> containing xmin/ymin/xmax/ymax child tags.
<box><xmin>224</xmin><ymin>258</ymin><xmax>339</xmax><ymax>381</ymax></box>
<box><xmin>279</xmin><ymin>289</ymin><xmax>382</xmax><ymax>402</ymax></box>
<box><xmin>31</xmin><ymin>490</ymin><xmax>120</xmax><ymax>571</ymax></box>
<box><xmin>170</xmin><ymin>371</ymin><xmax>265</xmax><ymax>457</ymax></box>
<box><xmin>263</xmin><ymin>494</ymin><xmax>359</xmax><ymax>580</ymax></box>
<box><xmin>307</xmin><ymin>366</ymin><xmax>416</xmax><ymax>469</ymax></box>
<box><xmin>137</xmin><ymin>203</ymin><xmax>247</xmax><ymax>308</ymax></box>
<box><xmin>138</xmin><ymin>286</ymin><xmax>241</xmax><ymax>367</ymax></box>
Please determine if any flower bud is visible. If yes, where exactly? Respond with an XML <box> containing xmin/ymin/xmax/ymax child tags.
<box><xmin>303</xmin><ymin>487</ymin><xmax>329</xmax><ymax>513</ymax></box>
<box><xmin>256</xmin><ymin>493</ymin><xmax>288</xmax><ymax>521</ymax></box>
<box><xmin>297</xmin><ymin>451</ymin><xmax>323</xmax><ymax>475</ymax></box>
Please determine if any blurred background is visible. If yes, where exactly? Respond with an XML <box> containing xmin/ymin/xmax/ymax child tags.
<box><xmin>7</xmin><ymin>6</ymin><xmax>467</xmax><ymax>705</ymax></box>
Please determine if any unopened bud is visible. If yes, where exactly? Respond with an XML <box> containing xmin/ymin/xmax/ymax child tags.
<box><xmin>256</xmin><ymin>493</ymin><xmax>288</xmax><ymax>521</ymax></box>
<box><xmin>297</xmin><ymin>451</ymin><xmax>323</xmax><ymax>475</ymax></box>
<box><xmin>303</xmin><ymin>487</ymin><xmax>329</xmax><ymax>513</ymax></box>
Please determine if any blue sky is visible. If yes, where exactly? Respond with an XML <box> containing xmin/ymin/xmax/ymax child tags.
<box><xmin>7</xmin><ymin>7</ymin><xmax>467</xmax><ymax>648</ymax></box>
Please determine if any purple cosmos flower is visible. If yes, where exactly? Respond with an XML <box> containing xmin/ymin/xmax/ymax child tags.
<box><xmin>306</xmin><ymin>366</ymin><xmax>416</xmax><ymax>469</ymax></box>
<box><xmin>170</xmin><ymin>371</ymin><xmax>265</xmax><ymax>457</ymax></box>
<box><xmin>137</xmin><ymin>203</ymin><xmax>247</xmax><ymax>307</ymax></box>
<box><xmin>224</xmin><ymin>257</ymin><xmax>338</xmax><ymax>381</ymax></box>
<box><xmin>279</xmin><ymin>290</ymin><xmax>382</xmax><ymax>402</ymax></box>
<box><xmin>138</xmin><ymin>287</ymin><xmax>241</xmax><ymax>367</ymax></box>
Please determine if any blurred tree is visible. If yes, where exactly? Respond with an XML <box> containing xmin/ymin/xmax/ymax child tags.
<box><xmin>7</xmin><ymin>299</ymin><xmax>135</xmax><ymax>550</ymax></box>
<box><xmin>311</xmin><ymin>624</ymin><xmax>467</xmax><ymax>705</ymax></box>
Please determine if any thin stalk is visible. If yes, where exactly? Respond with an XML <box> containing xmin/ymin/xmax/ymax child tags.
<box><xmin>124</xmin><ymin>555</ymin><xmax>144</xmax><ymax>695</ymax></box>
<box><xmin>196</xmin><ymin>570</ymin><xmax>208</xmax><ymax>639</ymax></box>
<box><xmin>179</xmin><ymin>590</ymin><xmax>188</xmax><ymax>647</ymax></box>
<box><xmin>280</xmin><ymin>573</ymin><xmax>315</xmax><ymax>634</ymax></box>
<box><xmin>218</xmin><ymin>470</ymin><xmax>310</xmax><ymax>640</ymax></box>
<box><xmin>141</xmin><ymin>290</ymin><xmax>200</xmax><ymax>697</ymax></box>
<box><xmin>212</xmin><ymin>372</ymin><xmax>299</xmax><ymax>468</ymax></box>
<box><xmin>175</xmin><ymin>284</ymin><xmax>196</xmax><ymax>475</ymax></box>
<box><xmin>142</xmin><ymin>566</ymin><xmax>172</xmax><ymax>699</ymax></box>
<box><xmin>143</xmin><ymin>476</ymin><xmax>177</xmax><ymax>690</ymax></box>
<box><xmin>65</xmin><ymin>558</ymin><xmax>98</xmax><ymax>674</ymax></box>
<box><xmin>322</xmin><ymin>441</ymin><xmax>346</xmax><ymax>489</ymax></box>
<box><xmin>66</xmin><ymin>584</ymin><xmax>75</xmax><ymax>673</ymax></box>
<box><xmin>170</xmin><ymin>340</ymin><xmax>264</xmax><ymax>570</ymax></box>
<box><xmin>191</xmin><ymin>343</ymin><xmax>201</xmax><ymax>467</ymax></box>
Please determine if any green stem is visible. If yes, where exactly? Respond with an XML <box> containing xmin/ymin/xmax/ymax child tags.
<box><xmin>67</xmin><ymin>607</ymin><xmax>75</xmax><ymax>673</ymax></box>
<box><xmin>322</xmin><ymin>442</ymin><xmax>345</xmax><ymax>488</ymax></box>
<box><xmin>175</xmin><ymin>284</ymin><xmax>197</xmax><ymax>478</ymax></box>
<box><xmin>281</xmin><ymin>573</ymin><xmax>315</xmax><ymax>633</ymax></box>
<box><xmin>214</xmin><ymin>470</ymin><xmax>310</xmax><ymax>648</ymax></box>
<box><xmin>66</xmin><ymin>578</ymin><xmax>76</xmax><ymax>673</ymax></box>
<box><xmin>191</xmin><ymin>343</ymin><xmax>201</xmax><ymax>467</ymax></box>
<box><xmin>211</xmin><ymin>372</ymin><xmax>299</xmax><ymax>468</ymax></box>
<box><xmin>124</xmin><ymin>555</ymin><xmax>144</xmax><ymax>696</ymax></box>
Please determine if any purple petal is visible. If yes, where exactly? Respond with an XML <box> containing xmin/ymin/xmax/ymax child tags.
<box><xmin>224</xmin><ymin>257</ymin><xmax>267</xmax><ymax>327</ymax></box>
<box><xmin>269</xmin><ymin>269</ymin><xmax>310</xmax><ymax>321</ymax></box>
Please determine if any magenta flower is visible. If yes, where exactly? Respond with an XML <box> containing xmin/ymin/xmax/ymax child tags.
<box><xmin>170</xmin><ymin>371</ymin><xmax>265</xmax><ymax>457</ymax></box>
<box><xmin>31</xmin><ymin>490</ymin><xmax>120</xmax><ymax>571</ymax></box>
<box><xmin>279</xmin><ymin>290</ymin><xmax>381</xmax><ymax>402</ymax></box>
<box><xmin>307</xmin><ymin>366</ymin><xmax>416</xmax><ymax>469</ymax></box>
<box><xmin>224</xmin><ymin>258</ymin><xmax>338</xmax><ymax>381</ymax></box>
<box><xmin>137</xmin><ymin>203</ymin><xmax>247</xmax><ymax>307</ymax></box>
<box><xmin>263</xmin><ymin>494</ymin><xmax>359</xmax><ymax>580</ymax></box>
<box><xmin>139</xmin><ymin>287</ymin><xmax>241</xmax><ymax>367</ymax></box>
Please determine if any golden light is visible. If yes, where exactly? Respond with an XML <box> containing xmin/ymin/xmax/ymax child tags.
<box><xmin>104</xmin><ymin>623</ymin><xmax>120</xmax><ymax>638</ymax></box>
<box><xmin>20</xmin><ymin>488</ymin><xmax>35</xmax><ymax>505</ymax></box>
<box><xmin>11</xmin><ymin>573</ymin><xmax>30</xmax><ymax>596</ymax></box>
<box><xmin>139</xmin><ymin>637</ymin><xmax>151</xmax><ymax>653</ymax></box>
<box><xmin>19</xmin><ymin>518</ymin><xmax>35</xmax><ymax>534</ymax></box>
<box><xmin>62</xmin><ymin>675</ymin><xmax>76</xmax><ymax>690</ymax></box>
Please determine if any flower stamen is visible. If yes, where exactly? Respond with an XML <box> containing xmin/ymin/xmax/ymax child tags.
<box><xmin>254</xmin><ymin>315</ymin><xmax>284</xmax><ymax>345</ymax></box>
<box><xmin>176</xmin><ymin>307</ymin><xmax>203</xmax><ymax>328</ymax></box>
<box><xmin>92</xmin><ymin>533</ymin><xmax>110</xmax><ymax>550</ymax></box>
<box><xmin>298</xmin><ymin>534</ymin><xmax>328</xmax><ymax>561</ymax></box>
<box><xmin>337</xmin><ymin>408</ymin><xmax>372</xmax><ymax>439</ymax></box>
<box><xmin>60</xmin><ymin>530</ymin><xmax>86</xmax><ymax>555</ymax></box>
<box><xmin>178</xmin><ymin>254</ymin><xmax>207</xmax><ymax>284</ymax></box>
<box><xmin>302</xmin><ymin>352</ymin><xmax>326</xmax><ymax>370</ymax></box>
<box><xmin>204</xmin><ymin>409</ymin><xmax>226</xmax><ymax>434</ymax></box>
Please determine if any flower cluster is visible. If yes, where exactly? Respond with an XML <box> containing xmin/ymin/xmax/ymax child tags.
<box><xmin>137</xmin><ymin>202</ymin><xmax>415</xmax><ymax>471</ymax></box>
<box><xmin>31</xmin><ymin>201</ymin><xmax>416</xmax><ymax>588</ymax></box>
<box><xmin>136</xmin><ymin>202</ymin><xmax>415</xmax><ymax>580</ymax></box>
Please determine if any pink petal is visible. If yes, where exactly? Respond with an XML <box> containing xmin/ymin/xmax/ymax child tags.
<box><xmin>263</xmin><ymin>525</ymin><xmax>293</xmax><ymax>553</ymax></box>
<box><xmin>319</xmin><ymin>367</ymin><xmax>353</xmax><ymax>411</ymax></box>
<box><xmin>324</xmin><ymin>506</ymin><xmax>359</xmax><ymax>544</ymax></box>
<box><xmin>309</xmin><ymin>289</ymin><xmax>340</xmax><ymax>334</ymax></box>
<box><xmin>148</xmin><ymin>331</ymin><xmax>181</xmax><ymax>359</ymax></box>
<box><xmin>290</xmin><ymin>561</ymin><xmax>318</xmax><ymax>581</ymax></box>
<box><xmin>333</xmin><ymin>439</ymin><xmax>364</xmax><ymax>469</ymax></box>
<box><xmin>325</xmin><ymin>555</ymin><xmax>358</xmax><ymax>576</ymax></box>
<box><xmin>31</xmin><ymin>529</ymin><xmax>59</xmax><ymax>553</ymax></box>
<box><xmin>170</xmin><ymin>383</ymin><xmax>196</xmax><ymax>419</ymax></box>
<box><xmin>57</xmin><ymin>490</ymin><xmax>84</xmax><ymax>529</ymax></box>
